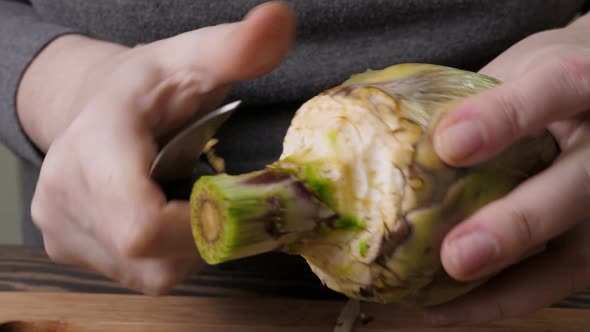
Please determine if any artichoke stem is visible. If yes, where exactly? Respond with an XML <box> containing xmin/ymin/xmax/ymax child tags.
<box><xmin>190</xmin><ymin>168</ymin><xmax>336</xmax><ymax>264</ymax></box>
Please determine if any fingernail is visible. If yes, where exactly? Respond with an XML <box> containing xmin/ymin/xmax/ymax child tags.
<box><xmin>445</xmin><ymin>232</ymin><xmax>498</xmax><ymax>277</ymax></box>
<box><xmin>436</xmin><ymin>120</ymin><xmax>485</xmax><ymax>161</ymax></box>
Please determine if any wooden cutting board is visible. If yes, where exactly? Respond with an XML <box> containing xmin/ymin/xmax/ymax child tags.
<box><xmin>0</xmin><ymin>292</ymin><xmax>588</xmax><ymax>332</ymax></box>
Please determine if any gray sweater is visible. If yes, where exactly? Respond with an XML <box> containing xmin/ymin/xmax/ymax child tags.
<box><xmin>1</xmin><ymin>0</ymin><xmax>587</xmax><ymax>245</ymax></box>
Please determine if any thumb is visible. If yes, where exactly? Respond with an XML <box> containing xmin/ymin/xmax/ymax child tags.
<box><xmin>132</xmin><ymin>1</ymin><xmax>295</xmax><ymax>135</ymax></box>
<box><xmin>152</xmin><ymin>1</ymin><xmax>296</xmax><ymax>87</ymax></box>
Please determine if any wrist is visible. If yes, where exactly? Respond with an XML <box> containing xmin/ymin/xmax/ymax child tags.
<box><xmin>17</xmin><ymin>34</ymin><xmax>128</xmax><ymax>152</ymax></box>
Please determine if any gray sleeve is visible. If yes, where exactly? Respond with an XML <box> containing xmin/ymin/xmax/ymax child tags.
<box><xmin>0</xmin><ymin>0</ymin><xmax>80</xmax><ymax>166</ymax></box>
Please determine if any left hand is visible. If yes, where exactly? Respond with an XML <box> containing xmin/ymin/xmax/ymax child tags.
<box><xmin>425</xmin><ymin>17</ymin><xmax>590</xmax><ymax>325</ymax></box>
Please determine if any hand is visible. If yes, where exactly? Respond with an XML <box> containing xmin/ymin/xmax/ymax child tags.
<box><xmin>426</xmin><ymin>17</ymin><xmax>590</xmax><ymax>324</ymax></box>
<box><xmin>19</xmin><ymin>2</ymin><xmax>295</xmax><ymax>294</ymax></box>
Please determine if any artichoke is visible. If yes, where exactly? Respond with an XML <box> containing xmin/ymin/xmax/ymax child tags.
<box><xmin>189</xmin><ymin>63</ymin><xmax>558</xmax><ymax>306</ymax></box>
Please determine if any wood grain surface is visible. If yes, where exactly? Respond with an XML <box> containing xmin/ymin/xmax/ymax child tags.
<box><xmin>2</xmin><ymin>245</ymin><xmax>590</xmax><ymax>308</ymax></box>
<box><xmin>0</xmin><ymin>245</ymin><xmax>343</xmax><ymax>299</ymax></box>
<box><xmin>1</xmin><ymin>292</ymin><xmax>590</xmax><ymax>332</ymax></box>
<box><xmin>1</xmin><ymin>245</ymin><xmax>590</xmax><ymax>331</ymax></box>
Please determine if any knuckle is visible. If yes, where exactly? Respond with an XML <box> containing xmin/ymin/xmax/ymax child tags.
<box><xmin>114</xmin><ymin>214</ymin><xmax>158</xmax><ymax>259</ymax></box>
<box><xmin>115</xmin><ymin>227</ymin><xmax>148</xmax><ymax>259</ymax></box>
<box><xmin>132</xmin><ymin>265</ymin><xmax>179</xmax><ymax>296</ymax></box>
<box><xmin>38</xmin><ymin>167</ymin><xmax>60</xmax><ymax>196</ymax></box>
<box><xmin>37</xmin><ymin>162</ymin><xmax>67</xmax><ymax>204</ymax></box>
<box><xmin>31</xmin><ymin>186</ymin><xmax>59</xmax><ymax>233</ymax></box>
<box><xmin>554</xmin><ymin>52</ymin><xmax>590</xmax><ymax>99</ymax></box>
<box><xmin>146</xmin><ymin>69</ymin><xmax>204</xmax><ymax>127</ymax></box>
<box><xmin>141</xmin><ymin>275</ymin><xmax>176</xmax><ymax>296</ymax></box>
<box><xmin>111</xmin><ymin>187</ymin><xmax>166</xmax><ymax>259</ymax></box>
<box><xmin>505</xmin><ymin>204</ymin><xmax>536</xmax><ymax>246</ymax></box>
<box><xmin>30</xmin><ymin>196</ymin><xmax>48</xmax><ymax>230</ymax></box>
<box><xmin>43</xmin><ymin>239</ymin><xmax>68</xmax><ymax>265</ymax></box>
<box><xmin>168</xmin><ymin>69</ymin><xmax>203</xmax><ymax>90</ymax></box>
<box><xmin>495</xmin><ymin>89</ymin><xmax>528</xmax><ymax>140</ymax></box>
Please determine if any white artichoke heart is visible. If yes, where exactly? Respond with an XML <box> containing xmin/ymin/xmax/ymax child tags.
<box><xmin>280</xmin><ymin>87</ymin><xmax>422</xmax><ymax>296</ymax></box>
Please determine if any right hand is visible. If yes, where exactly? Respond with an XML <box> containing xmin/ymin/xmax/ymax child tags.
<box><xmin>17</xmin><ymin>1</ymin><xmax>295</xmax><ymax>294</ymax></box>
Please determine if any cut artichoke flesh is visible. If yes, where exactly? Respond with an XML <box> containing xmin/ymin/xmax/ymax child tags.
<box><xmin>189</xmin><ymin>63</ymin><xmax>559</xmax><ymax>306</ymax></box>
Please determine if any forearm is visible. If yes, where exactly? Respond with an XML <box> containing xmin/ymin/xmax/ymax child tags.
<box><xmin>16</xmin><ymin>35</ymin><xmax>128</xmax><ymax>152</ymax></box>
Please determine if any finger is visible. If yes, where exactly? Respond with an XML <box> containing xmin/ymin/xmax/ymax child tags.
<box><xmin>97</xmin><ymin>151</ymin><xmax>196</xmax><ymax>260</ymax></box>
<box><xmin>45</xmin><ymin>227</ymin><xmax>200</xmax><ymax>295</ymax></box>
<box><xmin>434</xmin><ymin>52</ymin><xmax>590</xmax><ymax>166</ymax></box>
<box><xmin>141</xmin><ymin>68</ymin><xmax>232</xmax><ymax>139</ymax></box>
<box><xmin>41</xmin><ymin>204</ymin><xmax>201</xmax><ymax>296</ymax></box>
<box><xmin>70</xmin><ymin>74</ymin><xmax>199</xmax><ymax>261</ymax></box>
<box><xmin>127</xmin><ymin>200</ymin><xmax>201</xmax><ymax>259</ymax></box>
<box><xmin>125</xmin><ymin>1</ymin><xmax>296</xmax><ymax>134</ymax></box>
<box><xmin>97</xmin><ymin>173</ymin><xmax>199</xmax><ymax>260</ymax></box>
<box><xmin>440</xmin><ymin>135</ymin><xmax>590</xmax><ymax>281</ymax></box>
<box><xmin>152</xmin><ymin>1</ymin><xmax>295</xmax><ymax>86</ymax></box>
<box><xmin>424</xmin><ymin>227</ymin><xmax>590</xmax><ymax>326</ymax></box>
<box><xmin>118</xmin><ymin>257</ymin><xmax>201</xmax><ymax>296</ymax></box>
<box><xmin>40</xmin><ymin>218</ymin><xmax>120</xmax><ymax>277</ymax></box>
